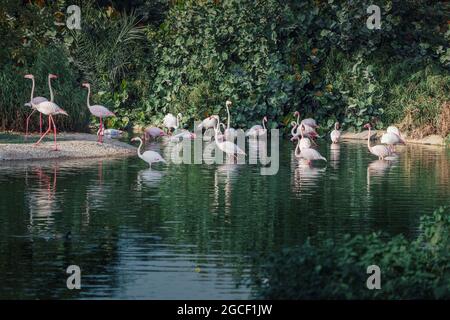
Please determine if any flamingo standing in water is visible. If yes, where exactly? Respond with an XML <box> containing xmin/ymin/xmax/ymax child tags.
<box><xmin>163</xmin><ymin>113</ymin><xmax>182</xmax><ymax>134</ymax></box>
<box><xmin>82</xmin><ymin>83</ymin><xmax>115</xmax><ymax>144</ymax></box>
<box><xmin>246</xmin><ymin>116</ymin><xmax>268</xmax><ymax>137</ymax></box>
<box><xmin>291</xmin><ymin>111</ymin><xmax>319</xmax><ymax>142</ymax></box>
<box><xmin>330</xmin><ymin>122</ymin><xmax>341</xmax><ymax>144</ymax></box>
<box><xmin>224</xmin><ymin>100</ymin><xmax>237</xmax><ymax>141</ymax></box>
<box><xmin>144</xmin><ymin>127</ymin><xmax>166</xmax><ymax>141</ymax></box>
<box><xmin>294</xmin><ymin>140</ymin><xmax>326</xmax><ymax>166</ymax></box>
<box><xmin>381</xmin><ymin>125</ymin><xmax>405</xmax><ymax>152</ymax></box>
<box><xmin>214</xmin><ymin>119</ymin><xmax>245</xmax><ymax>159</ymax></box>
<box><xmin>25</xmin><ymin>74</ymin><xmax>68</xmax><ymax>151</ymax></box>
<box><xmin>364</xmin><ymin>123</ymin><xmax>391</xmax><ymax>160</ymax></box>
<box><xmin>24</xmin><ymin>74</ymin><xmax>57</xmax><ymax>137</ymax></box>
<box><xmin>131</xmin><ymin>137</ymin><xmax>166</xmax><ymax>168</ymax></box>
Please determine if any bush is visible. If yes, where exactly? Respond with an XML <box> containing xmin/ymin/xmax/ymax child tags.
<box><xmin>254</xmin><ymin>207</ymin><xmax>450</xmax><ymax>299</ymax></box>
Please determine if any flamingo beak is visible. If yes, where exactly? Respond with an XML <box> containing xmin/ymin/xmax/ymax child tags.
<box><xmin>50</xmin><ymin>74</ymin><xmax>58</xmax><ymax>79</ymax></box>
<box><xmin>24</xmin><ymin>74</ymin><xmax>33</xmax><ymax>79</ymax></box>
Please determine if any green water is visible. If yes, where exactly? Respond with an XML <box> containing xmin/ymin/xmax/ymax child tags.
<box><xmin>0</xmin><ymin>140</ymin><xmax>448</xmax><ymax>299</ymax></box>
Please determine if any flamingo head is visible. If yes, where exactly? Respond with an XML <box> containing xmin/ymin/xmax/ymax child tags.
<box><xmin>24</xmin><ymin>74</ymin><xmax>34</xmax><ymax>79</ymax></box>
<box><xmin>263</xmin><ymin>116</ymin><xmax>268</xmax><ymax>122</ymax></box>
<box><xmin>226</xmin><ymin>100</ymin><xmax>232</xmax><ymax>107</ymax></box>
<box><xmin>159</xmin><ymin>131</ymin><xmax>166</xmax><ymax>137</ymax></box>
<box><xmin>294</xmin><ymin>111</ymin><xmax>300</xmax><ymax>117</ymax></box>
<box><xmin>82</xmin><ymin>83</ymin><xmax>90</xmax><ymax>88</ymax></box>
<box><xmin>335</xmin><ymin>122</ymin><xmax>340</xmax><ymax>129</ymax></box>
<box><xmin>49</xmin><ymin>74</ymin><xmax>58</xmax><ymax>79</ymax></box>
<box><xmin>363</xmin><ymin>123</ymin><xmax>371</xmax><ymax>129</ymax></box>
<box><xmin>131</xmin><ymin>137</ymin><xmax>142</xmax><ymax>143</ymax></box>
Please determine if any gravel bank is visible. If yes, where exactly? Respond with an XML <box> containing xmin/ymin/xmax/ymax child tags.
<box><xmin>0</xmin><ymin>133</ymin><xmax>136</xmax><ymax>161</ymax></box>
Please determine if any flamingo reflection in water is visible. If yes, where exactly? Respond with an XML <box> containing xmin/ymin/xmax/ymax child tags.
<box><xmin>366</xmin><ymin>159</ymin><xmax>394</xmax><ymax>194</ymax></box>
<box><xmin>329</xmin><ymin>143</ymin><xmax>341</xmax><ymax>169</ymax></box>
<box><xmin>292</xmin><ymin>165</ymin><xmax>327</xmax><ymax>195</ymax></box>
<box><xmin>137</xmin><ymin>169</ymin><xmax>165</xmax><ymax>189</ymax></box>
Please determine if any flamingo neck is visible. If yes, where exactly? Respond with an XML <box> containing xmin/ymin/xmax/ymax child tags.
<box><xmin>296</xmin><ymin>113</ymin><xmax>300</xmax><ymax>125</ymax></box>
<box><xmin>30</xmin><ymin>77</ymin><xmax>35</xmax><ymax>104</ymax></box>
<box><xmin>295</xmin><ymin>141</ymin><xmax>301</xmax><ymax>157</ymax></box>
<box><xmin>300</xmin><ymin>125</ymin><xmax>305</xmax><ymax>139</ymax></box>
<box><xmin>290</xmin><ymin>123</ymin><xmax>297</xmax><ymax>136</ymax></box>
<box><xmin>335</xmin><ymin>123</ymin><xmax>338</xmax><ymax>130</ymax></box>
<box><xmin>226</xmin><ymin>104</ymin><xmax>231</xmax><ymax>129</ymax></box>
<box><xmin>137</xmin><ymin>139</ymin><xmax>144</xmax><ymax>159</ymax></box>
<box><xmin>48</xmin><ymin>76</ymin><xmax>54</xmax><ymax>102</ymax></box>
<box><xmin>86</xmin><ymin>86</ymin><xmax>91</xmax><ymax>108</ymax></box>
<box><xmin>262</xmin><ymin>118</ymin><xmax>266</xmax><ymax>130</ymax></box>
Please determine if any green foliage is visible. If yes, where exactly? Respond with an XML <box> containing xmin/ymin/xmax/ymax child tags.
<box><xmin>147</xmin><ymin>0</ymin><xmax>290</xmax><ymax>128</ymax></box>
<box><xmin>0</xmin><ymin>0</ymin><xmax>449</xmax><ymax>134</ymax></box>
<box><xmin>254</xmin><ymin>207</ymin><xmax>450</xmax><ymax>299</ymax></box>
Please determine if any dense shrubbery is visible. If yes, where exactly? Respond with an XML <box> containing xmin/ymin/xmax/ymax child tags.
<box><xmin>0</xmin><ymin>0</ymin><xmax>449</xmax><ymax>136</ymax></box>
<box><xmin>254</xmin><ymin>207</ymin><xmax>450</xmax><ymax>299</ymax></box>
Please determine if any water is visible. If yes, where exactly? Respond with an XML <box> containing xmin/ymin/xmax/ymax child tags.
<box><xmin>0</xmin><ymin>140</ymin><xmax>448</xmax><ymax>299</ymax></box>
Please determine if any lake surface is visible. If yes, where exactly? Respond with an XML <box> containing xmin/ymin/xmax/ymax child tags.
<box><xmin>0</xmin><ymin>139</ymin><xmax>448</xmax><ymax>299</ymax></box>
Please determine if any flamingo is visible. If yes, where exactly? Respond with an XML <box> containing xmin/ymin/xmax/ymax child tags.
<box><xmin>131</xmin><ymin>137</ymin><xmax>166</xmax><ymax>168</ymax></box>
<box><xmin>330</xmin><ymin>122</ymin><xmax>341</xmax><ymax>144</ymax></box>
<box><xmin>224</xmin><ymin>100</ymin><xmax>237</xmax><ymax>141</ymax></box>
<box><xmin>382</xmin><ymin>126</ymin><xmax>405</xmax><ymax>152</ymax></box>
<box><xmin>297</xmin><ymin>124</ymin><xmax>312</xmax><ymax>150</ymax></box>
<box><xmin>214</xmin><ymin>119</ymin><xmax>245</xmax><ymax>159</ymax></box>
<box><xmin>24</xmin><ymin>74</ymin><xmax>57</xmax><ymax>137</ymax></box>
<box><xmin>294</xmin><ymin>111</ymin><xmax>318</xmax><ymax>128</ymax></box>
<box><xmin>82</xmin><ymin>83</ymin><xmax>115</xmax><ymax>144</ymax></box>
<box><xmin>144</xmin><ymin>127</ymin><xmax>166</xmax><ymax>140</ymax></box>
<box><xmin>25</xmin><ymin>74</ymin><xmax>68</xmax><ymax>151</ymax></box>
<box><xmin>364</xmin><ymin>123</ymin><xmax>391</xmax><ymax>160</ymax></box>
<box><xmin>290</xmin><ymin>122</ymin><xmax>318</xmax><ymax>145</ymax></box>
<box><xmin>170</xmin><ymin>130</ymin><xmax>196</xmax><ymax>143</ymax></box>
<box><xmin>246</xmin><ymin>116</ymin><xmax>268</xmax><ymax>137</ymax></box>
<box><xmin>163</xmin><ymin>113</ymin><xmax>182</xmax><ymax>134</ymax></box>
<box><xmin>294</xmin><ymin>140</ymin><xmax>326</xmax><ymax>166</ymax></box>
<box><xmin>197</xmin><ymin>115</ymin><xmax>218</xmax><ymax>131</ymax></box>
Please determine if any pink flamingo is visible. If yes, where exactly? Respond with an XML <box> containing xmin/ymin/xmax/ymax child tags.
<box><xmin>144</xmin><ymin>127</ymin><xmax>167</xmax><ymax>140</ymax></box>
<box><xmin>25</xmin><ymin>74</ymin><xmax>68</xmax><ymax>151</ymax></box>
<box><xmin>82</xmin><ymin>83</ymin><xmax>115</xmax><ymax>143</ymax></box>
<box><xmin>330</xmin><ymin>122</ymin><xmax>341</xmax><ymax>144</ymax></box>
<box><xmin>364</xmin><ymin>123</ymin><xmax>391</xmax><ymax>160</ymax></box>
<box><xmin>294</xmin><ymin>139</ymin><xmax>326</xmax><ymax>166</ymax></box>
<box><xmin>24</xmin><ymin>74</ymin><xmax>57</xmax><ymax>137</ymax></box>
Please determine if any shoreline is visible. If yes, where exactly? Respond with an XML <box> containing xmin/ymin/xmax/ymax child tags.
<box><xmin>0</xmin><ymin>132</ymin><xmax>136</xmax><ymax>161</ymax></box>
<box><xmin>340</xmin><ymin>130</ymin><xmax>447</xmax><ymax>146</ymax></box>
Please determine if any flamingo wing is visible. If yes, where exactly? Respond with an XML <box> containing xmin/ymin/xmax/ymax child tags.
<box><xmin>36</xmin><ymin>101</ymin><xmax>68</xmax><ymax>116</ymax></box>
<box><xmin>301</xmin><ymin>118</ymin><xmax>318</xmax><ymax>128</ymax></box>
<box><xmin>89</xmin><ymin>105</ymin><xmax>115</xmax><ymax>118</ymax></box>
<box><xmin>371</xmin><ymin>145</ymin><xmax>391</xmax><ymax>158</ymax></box>
<box><xmin>299</xmin><ymin>148</ymin><xmax>326</xmax><ymax>161</ymax></box>
<box><xmin>142</xmin><ymin>150</ymin><xmax>166</xmax><ymax>164</ymax></box>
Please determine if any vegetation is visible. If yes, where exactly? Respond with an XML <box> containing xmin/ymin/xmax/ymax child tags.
<box><xmin>0</xmin><ymin>0</ymin><xmax>448</xmax><ymax>138</ymax></box>
<box><xmin>254</xmin><ymin>207</ymin><xmax>450</xmax><ymax>299</ymax></box>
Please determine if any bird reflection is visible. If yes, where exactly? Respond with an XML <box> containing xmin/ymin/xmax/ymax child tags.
<box><xmin>330</xmin><ymin>143</ymin><xmax>340</xmax><ymax>169</ymax></box>
<box><xmin>137</xmin><ymin>168</ymin><xmax>165</xmax><ymax>189</ymax></box>
<box><xmin>27</xmin><ymin>162</ymin><xmax>59</xmax><ymax>228</ymax></box>
<box><xmin>366</xmin><ymin>159</ymin><xmax>393</xmax><ymax>193</ymax></box>
<box><xmin>292</xmin><ymin>164</ymin><xmax>326</xmax><ymax>195</ymax></box>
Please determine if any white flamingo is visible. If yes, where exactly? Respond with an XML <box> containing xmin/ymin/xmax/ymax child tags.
<box><xmin>294</xmin><ymin>111</ymin><xmax>318</xmax><ymax>128</ymax></box>
<box><xmin>214</xmin><ymin>120</ymin><xmax>245</xmax><ymax>159</ymax></box>
<box><xmin>330</xmin><ymin>122</ymin><xmax>341</xmax><ymax>144</ymax></box>
<box><xmin>224</xmin><ymin>100</ymin><xmax>237</xmax><ymax>141</ymax></box>
<box><xmin>197</xmin><ymin>115</ymin><xmax>218</xmax><ymax>131</ymax></box>
<box><xmin>294</xmin><ymin>140</ymin><xmax>326</xmax><ymax>166</ymax></box>
<box><xmin>25</xmin><ymin>74</ymin><xmax>68</xmax><ymax>151</ymax></box>
<box><xmin>297</xmin><ymin>124</ymin><xmax>312</xmax><ymax>150</ymax></box>
<box><xmin>246</xmin><ymin>116</ymin><xmax>268</xmax><ymax>137</ymax></box>
<box><xmin>364</xmin><ymin>123</ymin><xmax>391</xmax><ymax>160</ymax></box>
<box><xmin>82</xmin><ymin>83</ymin><xmax>115</xmax><ymax>144</ymax></box>
<box><xmin>163</xmin><ymin>113</ymin><xmax>182</xmax><ymax>134</ymax></box>
<box><xmin>381</xmin><ymin>126</ymin><xmax>405</xmax><ymax>152</ymax></box>
<box><xmin>25</xmin><ymin>74</ymin><xmax>57</xmax><ymax>137</ymax></box>
<box><xmin>131</xmin><ymin>137</ymin><xmax>166</xmax><ymax>168</ymax></box>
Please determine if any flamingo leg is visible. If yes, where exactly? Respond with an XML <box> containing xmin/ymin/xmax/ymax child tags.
<box><xmin>35</xmin><ymin>116</ymin><xmax>52</xmax><ymax>146</ymax></box>
<box><xmin>50</xmin><ymin>115</ymin><xmax>58</xmax><ymax>151</ymax></box>
<box><xmin>25</xmin><ymin>109</ymin><xmax>36</xmax><ymax>139</ymax></box>
<box><xmin>98</xmin><ymin>117</ymin><xmax>103</xmax><ymax>144</ymax></box>
<box><xmin>39</xmin><ymin>113</ymin><xmax>43</xmax><ymax>135</ymax></box>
